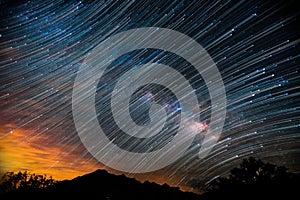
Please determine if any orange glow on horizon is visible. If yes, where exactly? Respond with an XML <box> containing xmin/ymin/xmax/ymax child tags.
<box><xmin>0</xmin><ymin>125</ymin><xmax>190</xmax><ymax>193</ymax></box>
<box><xmin>0</xmin><ymin>126</ymin><xmax>102</xmax><ymax>180</ymax></box>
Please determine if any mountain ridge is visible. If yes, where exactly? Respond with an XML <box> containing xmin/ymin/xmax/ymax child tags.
<box><xmin>1</xmin><ymin>169</ymin><xmax>200</xmax><ymax>200</ymax></box>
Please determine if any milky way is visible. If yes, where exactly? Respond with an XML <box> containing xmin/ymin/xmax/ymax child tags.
<box><xmin>0</xmin><ymin>0</ymin><xmax>299</xmax><ymax>192</ymax></box>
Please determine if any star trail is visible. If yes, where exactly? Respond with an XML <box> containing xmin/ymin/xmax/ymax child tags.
<box><xmin>0</xmin><ymin>0</ymin><xmax>299</xmax><ymax>193</ymax></box>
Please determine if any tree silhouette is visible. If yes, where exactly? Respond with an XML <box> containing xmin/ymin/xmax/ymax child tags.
<box><xmin>0</xmin><ymin>171</ymin><xmax>56</xmax><ymax>193</ymax></box>
<box><xmin>195</xmin><ymin>157</ymin><xmax>299</xmax><ymax>199</ymax></box>
<box><xmin>208</xmin><ymin>157</ymin><xmax>296</xmax><ymax>191</ymax></box>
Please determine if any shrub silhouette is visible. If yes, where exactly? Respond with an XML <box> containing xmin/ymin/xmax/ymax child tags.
<box><xmin>0</xmin><ymin>171</ymin><xmax>56</xmax><ymax>193</ymax></box>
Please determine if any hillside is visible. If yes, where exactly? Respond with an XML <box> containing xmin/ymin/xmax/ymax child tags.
<box><xmin>1</xmin><ymin>169</ymin><xmax>200</xmax><ymax>200</ymax></box>
<box><xmin>1</xmin><ymin>157</ymin><xmax>299</xmax><ymax>200</ymax></box>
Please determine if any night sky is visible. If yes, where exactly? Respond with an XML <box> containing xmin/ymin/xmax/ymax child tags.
<box><xmin>0</xmin><ymin>0</ymin><xmax>299</xmax><ymax>193</ymax></box>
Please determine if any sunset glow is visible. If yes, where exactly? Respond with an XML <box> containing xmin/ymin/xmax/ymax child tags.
<box><xmin>0</xmin><ymin>126</ymin><xmax>101</xmax><ymax>180</ymax></box>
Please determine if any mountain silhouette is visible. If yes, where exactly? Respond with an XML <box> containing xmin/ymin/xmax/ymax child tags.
<box><xmin>1</xmin><ymin>157</ymin><xmax>299</xmax><ymax>200</ymax></box>
<box><xmin>1</xmin><ymin>169</ymin><xmax>200</xmax><ymax>200</ymax></box>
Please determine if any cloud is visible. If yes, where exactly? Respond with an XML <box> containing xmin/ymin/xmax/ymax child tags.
<box><xmin>0</xmin><ymin>125</ymin><xmax>102</xmax><ymax>180</ymax></box>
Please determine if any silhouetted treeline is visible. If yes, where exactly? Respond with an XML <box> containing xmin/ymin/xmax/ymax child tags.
<box><xmin>1</xmin><ymin>157</ymin><xmax>299</xmax><ymax>199</ymax></box>
<box><xmin>198</xmin><ymin>157</ymin><xmax>299</xmax><ymax>199</ymax></box>
<box><xmin>0</xmin><ymin>171</ymin><xmax>56</xmax><ymax>193</ymax></box>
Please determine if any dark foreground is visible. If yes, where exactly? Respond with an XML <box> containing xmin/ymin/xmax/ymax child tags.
<box><xmin>1</xmin><ymin>168</ymin><xmax>299</xmax><ymax>200</ymax></box>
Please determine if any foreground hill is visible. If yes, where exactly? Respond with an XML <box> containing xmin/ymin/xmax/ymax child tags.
<box><xmin>1</xmin><ymin>157</ymin><xmax>299</xmax><ymax>199</ymax></box>
<box><xmin>47</xmin><ymin>169</ymin><xmax>200</xmax><ymax>199</ymax></box>
<box><xmin>1</xmin><ymin>169</ymin><xmax>200</xmax><ymax>200</ymax></box>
